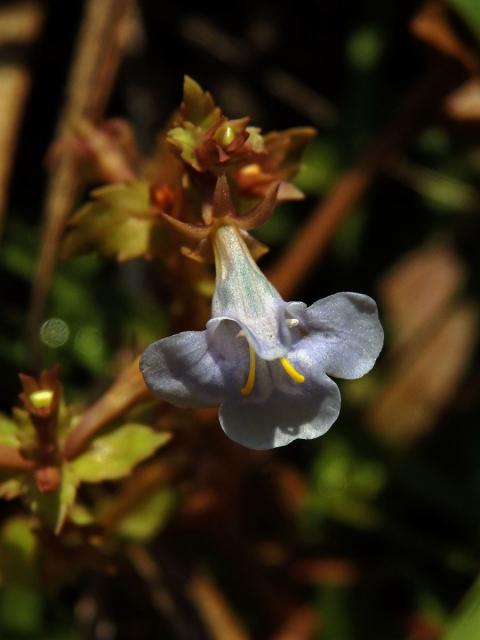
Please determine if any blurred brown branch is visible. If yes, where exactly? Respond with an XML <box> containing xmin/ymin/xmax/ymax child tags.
<box><xmin>128</xmin><ymin>544</ymin><xmax>202</xmax><ymax>640</ymax></box>
<box><xmin>188</xmin><ymin>572</ymin><xmax>250</xmax><ymax>640</ymax></box>
<box><xmin>411</xmin><ymin>1</ymin><xmax>479</xmax><ymax>74</ymax></box>
<box><xmin>268</xmin><ymin>64</ymin><xmax>463</xmax><ymax>299</ymax></box>
<box><xmin>271</xmin><ymin>606</ymin><xmax>316</xmax><ymax>640</ymax></box>
<box><xmin>0</xmin><ymin>443</ymin><xmax>33</xmax><ymax>470</ymax></box>
<box><xmin>100</xmin><ymin>459</ymin><xmax>175</xmax><ymax>533</ymax></box>
<box><xmin>63</xmin><ymin>357</ymin><xmax>151</xmax><ymax>460</ymax></box>
<box><xmin>28</xmin><ymin>0</ymin><xmax>138</xmax><ymax>355</ymax></box>
<box><xmin>0</xmin><ymin>1</ymin><xmax>44</xmax><ymax>237</ymax></box>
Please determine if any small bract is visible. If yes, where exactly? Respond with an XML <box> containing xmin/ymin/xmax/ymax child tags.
<box><xmin>141</xmin><ymin>222</ymin><xmax>384</xmax><ymax>450</ymax></box>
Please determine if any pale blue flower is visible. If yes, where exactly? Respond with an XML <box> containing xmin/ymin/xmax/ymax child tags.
<box><xmin>141</xmin><ymin>225</ymin><xmax>383</xmax><ymax>449</ymax></box>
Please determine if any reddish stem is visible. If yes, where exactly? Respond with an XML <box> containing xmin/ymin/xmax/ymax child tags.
<box><xmin>0</xmin><ymin>444</ymin><xmax>33</xmax><ymax>470</ymax></box>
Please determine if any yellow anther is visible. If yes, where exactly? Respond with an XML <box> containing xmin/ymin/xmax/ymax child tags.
<box><xmin>280</xmin><ymin>357</ymin><xmax>305</xmax><ymax>383</ymax></box>
<box><xmin>29</xmin><ymin>389</ymin><xmax>54</xmax><ymax>409</ymax></box>
<box><xmin>240</xmin><ymin>163</ymin><xmax>261</xmax><ymax>176</ymax></box>
<box><xmin>241</xmin><ymin>343</ymin><xmax>256</xmax><ymax>396</ymax></box>
<box><xmin>201</xmin><ymin>203</ymin><xmax>213</xmax><ymax>225</ymax></box>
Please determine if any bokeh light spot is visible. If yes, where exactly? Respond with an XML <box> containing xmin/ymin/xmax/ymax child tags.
<box><xmin>40</xmin><ymin>318</ymin><xmax>70</xmax><ymax>348</ymax></box>
<box><xmin>73</xmin><ymin>326</ymin><xmax>105</xmax><ymax>372</ymax></box>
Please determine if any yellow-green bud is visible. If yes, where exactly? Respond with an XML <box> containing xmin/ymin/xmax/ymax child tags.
<box><xmin>220</xmin><ymin>125</ymin><xmax>235</xmax><ymax>147</ymax></box>
<box><xmin>29</xmin><ymin>389</ymin><xmax>54</xmax><ymax>409</ymax></box>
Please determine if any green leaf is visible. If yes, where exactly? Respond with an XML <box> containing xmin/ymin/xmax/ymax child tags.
<box><xmin>444</xmin><ymin>574</ymin><xmax>480</xmax><ymax>640</ymax></box>
<box><xmin>303</xmin><ymin>438</ymin><xmax>386</xmax><ymax>534</ymax></box>
<box><xmin>68</xmin><ymin>503</ymin><xmax>94</xmax><ymax>527</ymax></box>
<box><xmin>71</xmin><ymin>325</ymin><xmax>107</xmax><ymax>375</ymax></box>
<box><xmin>294</xmin><ymin>139</ymin><xmax>338</xmax><ymax>195</ymax></box>
<box><xmin>253</xmin><ymin>205</ymin><xmax>296</xmax><ymax>246</ymax></box>
<box><xmin>62</xmin><ymin>181</ymin><xmax>155</xmax><ymax>262</ymax></box>
<box><xmin>26</xmin><ymin>466</ymin><xmax>77</xmax><ymax>534</ymax></box>
<box><xmin>0</xmin><ymin>586</ymin><xmax>43</xmax><ymax>635</ymax></box>
<box><xmin>346</xmin><ymin>25</ymin><xmax>384</xmax><ymax>71</ymax></box>
<box><xmin>168</xmin><ymin>77</ymin><xmax>224</xmax><ymax>170</ymax></box>
<box><xmin>0</xmin><ymin>414</ymin><xmax>20</xmax><ymax>448</ymax></box>
<box><xmin>0</xmin><ymin>474</ymin><xmax>25</xmax><ymax>500</ymax></box>
<box><xmin>0</xmin><ymin>517</ymin><xmax>38</xmax><ymax>587</ymax></box>
<box><xmin>70</xmin><ymin>424</ymin><xmax>171</xmax><ymax>484</ymax></box>
<box><xmin>115</xmin><ymin>488</ymin><xmax>176</xmax><ymax>541</ymax></box>
<box><xmin>168</xmin><ymin>123</ymin><xmax>201</xmax><ymax>169</ymax></box>
<box><xmin>182</xmin><ymin>76</ymin><xmax>221</xmax><ymax>129</ymax></box>
<box><xmin>446</xmin><ymin>0</ymin><xmax>480</xmax><ymax>42</ymax></box>
<box><xmin>316</xmin><ymin>584</ymin><xmax>354</xmax><ymax>640</ymax></box>
<box><xmin>245</xmin><ymin>126</ymin><xmax>265</xmax><ymax>153</ymax></box>
<box><xmin>11</xmin><ymin>408</ymin><xmax>36</xmax><ymax>456</ymax></box>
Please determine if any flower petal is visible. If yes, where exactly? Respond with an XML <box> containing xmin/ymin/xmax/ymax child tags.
<box><xmin>219</xmin><ymin>371</ymin><xmax>340</xmax><ymax>449</ymax></box>
<box><xmin>303</xmin><ymin>292</ymin><xmax>384</xmax><ymax>379</ymax></box>
<box><xmin>212</xmin><ymin>225</ymin><xmax>290</xmax><ymax>359</ymax></box>
<box><xmin>140</xmin><ymin>321</ymin><xmax>248</xmax><ymax>408</ymax></box>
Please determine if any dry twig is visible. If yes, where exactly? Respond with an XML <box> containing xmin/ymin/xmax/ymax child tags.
<box><xmin>28</xmin><ymin>0</ymin><xmax>137</xmax><ymax>352</ymax></box>
<box><xmin>0</xmin><ymin>1</ymin><xmax>44</xmax><ymax>236</ymax></box>
<box><xmin>188</xmin><ymin>572</ymin><xmax>250</xmax><ymax>640</ymax></box>
<box><xmin>268</xmin><ymin>65</ymin><xmax>462</xmax><ymax>299</ymax></box>
<box><xmin>0</xmin><ymin>444</ymin><xmax>33</xmax><ymax>470</ymax></box>
<box><xmin>63</xmin><ymin>357</ymin><xmax>151</xmax><ymax>460</ymax></box>
<box><xmin>100</xmin><ymin>460</ymin><xmax>175</xmax><ymax>533</ymax></box>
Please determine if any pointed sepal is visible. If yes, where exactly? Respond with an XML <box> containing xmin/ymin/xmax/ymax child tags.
<box><xmin>212</xmin><ymin>174</ymin><xmax>235</xmax><ymax>219</ymax></box>
<box><xmin>161</xmin><ymin>212</ymin><xmax>210</xmax><ymax>240</ymax></box>
<box><xmin>236</xmin><ymin>182</ymin><xmax>279</xmax><ymax>230</ymax></box>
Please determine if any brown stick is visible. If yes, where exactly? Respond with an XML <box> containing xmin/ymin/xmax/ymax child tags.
<box><xmin>0</xmin><ymin>1</ymin><xmax>44</xmax><ymax>237</ymax></box>
<box><xmin>267</xmin><ymin>64</ymin><xmax>461</xmax><ymax>299</ymax></box>
<box><xmin>188</xmin><ymin>572</ymin><xmax>250</xmax><ymax>640</ymax></box>
<box><xmin>127</xmin><ymin>544</ymin><xmax>199</xmax><ymax>640</ymax></box>
<box><xmin>28</xmin><ymin>0</ymin><xmax>136</xmax><ymax>352</ymax></box>
<box><xmin>0</xmin><ymin>444</ymin><xmax>33</xmax><ymax>470</ymax></box>
<box><xmin>100</xmin><ymin>460</ymin><xmax>175</xmax><ymax>533</ymax></box>
<box><xmin>271</xmin><ymin>605</ymin><xmax>316</xmax><ymax>640</ymax></box>
<box><xmin>63</xmin><ymin>357</ymin><xmax>151</xmax><ymax>460</ymax></box>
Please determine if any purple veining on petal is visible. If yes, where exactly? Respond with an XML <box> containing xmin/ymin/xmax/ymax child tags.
<box><xmin>211</xmin><ymin>225</ymin><xmax>291</xmax><ymax>359</ymax></box>
<box><xmin>140</xmin><ymin>320</ymin><xmax>249</xmax><ymax>408</ymax></box>
<box><xmin>303</xmin><ymin>292</ymin><xmax>384</xmax><ymax>380</ymax></box>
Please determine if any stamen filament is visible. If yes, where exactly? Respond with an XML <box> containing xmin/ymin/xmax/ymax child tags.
<box><xmin>241</xmin><ymin>343</ymin><xmax>256</xmax><ymax>396</ymax></box>
<box><xmin>280</xmin><ymin>357</ymin><xmax>305</xmax><ymax>383</ymax></box>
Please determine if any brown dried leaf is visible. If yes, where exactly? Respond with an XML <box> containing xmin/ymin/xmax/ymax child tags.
<box><xmin>368</xmin><ymin>303</ymin><xmax>478</xmax><ymax>443</ymax></box>
<box><xmin>63</xmin><ymin>357</ymin><xmax>151</xmax><ymax>460</ymax></box>
<box><xmin>445</xmin><ymin>77</ymin><xmax>480</xmax><ymax>121</ymax></box>
<box><xmin>410</xmin><ymin>0</ymin><xmax>478</xmax><ymax>72</ymax></box>
<box><xmin>379</xmin><ymin>241</ymin><xmax>465</xmax><ymax>349</ymax></box>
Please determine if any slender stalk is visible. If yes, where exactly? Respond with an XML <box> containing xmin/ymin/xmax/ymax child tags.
<box><xmin>63</xmin><ymin>357</ymin><xmax>151</xmax><ymax>460</ymax></box>
<box><xmin>0</xmin><ymin>1</ymin><xmax>44</xmax><ymax>237</ymax></box>
<box><xmin>100</xmin><ymin>460</ymin><xmax>175</xmax><ymax>533</ymax></box>
<box><xmin>28</xmin><ymin>0</ymin><xmax>137</xmax><ymax>356</ymax></box>
<box><xmin>0</xmin><ymin>444</ymin><xmax>33</xmax><ymax>470</ymax></box>
<box><xmin>268</xmin><ymin>63</ymin><xmax>462</xmax><ymax>299</ymax></box>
